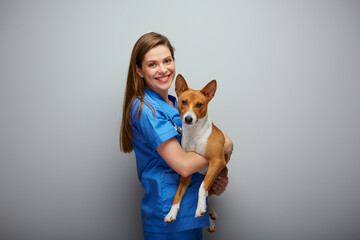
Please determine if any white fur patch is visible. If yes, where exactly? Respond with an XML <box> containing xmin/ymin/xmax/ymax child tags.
<box><xmin>181</xmin><ymin>114</ymin><xmax>212</xmax><ymax>160</ymax></box>
<box><xmin>164</xmin><ymin>203</ymin><xmax>180</xmax><ymax>223</ymax></box>
<box><xmin>195</xmin><ymin>182</ymin><xmax>208</xmax><ymax>218</ymax></box>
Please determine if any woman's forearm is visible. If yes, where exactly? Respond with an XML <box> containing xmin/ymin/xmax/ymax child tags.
<box><xmin>179</xmin><ymin>151</ymin><xmax>208</xmax><ymax>177</ymax></box>
<box><xmin>157</xmin><ymin>137</ymin><xmax>208</xmax><ymax>177</ymax></box>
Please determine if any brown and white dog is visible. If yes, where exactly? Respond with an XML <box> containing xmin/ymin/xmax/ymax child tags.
<box><xmin>164</xmin><ymin>74</ymin><xmax>228</xmax><ymax>232</ymax></box>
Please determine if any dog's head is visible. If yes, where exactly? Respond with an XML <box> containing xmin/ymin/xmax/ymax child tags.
<box><xmin>175</xmin><ymin>74</ymin><xmax>217</xmax><ymax>125</ymax></box>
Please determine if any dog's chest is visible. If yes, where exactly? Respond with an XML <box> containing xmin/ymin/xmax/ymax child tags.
<box><xmin>181</xmin><ymin>136</ymin><xmax>208</xmax><ymax>156</ymax></box>
<box><xmin>181</xmin><ymin>124</ymin><xmax>212</xmax><ymax>154</ymax></box>
<box><xmin>181</xmin><ymin>124</ymin><xmax>212</xmax><ymax>174</ymax></box>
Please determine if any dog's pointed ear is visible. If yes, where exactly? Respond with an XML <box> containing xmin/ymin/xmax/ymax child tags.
<box><xmin>201</xmin><ymin>80</ymin><xmax>217</xmax><ymax>101</ymax></box>
<box><xmin>175</xmin><ymin>74</ymin><xmax>189</xmax><ymax>97</ymax></box>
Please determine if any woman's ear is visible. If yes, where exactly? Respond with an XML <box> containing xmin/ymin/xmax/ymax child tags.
<box><xmin>136</xmin><ymin>65</ymin><xmax>144</xmax><ymax>78</ymax></box>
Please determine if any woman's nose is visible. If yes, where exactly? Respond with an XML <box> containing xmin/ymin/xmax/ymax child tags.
<box><xmin>157</xmin><ymin>64</ymin><xmax>166</xmax><ymax>73</ymax></box>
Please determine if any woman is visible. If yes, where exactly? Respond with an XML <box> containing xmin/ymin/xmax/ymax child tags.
<box><xmin>120</xmin><ymin>32</ymin><xmax>233</xmax><ymax>239</ymax></box>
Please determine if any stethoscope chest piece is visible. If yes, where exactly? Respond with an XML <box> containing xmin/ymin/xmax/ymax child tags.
<box><xmin>175</xmin><ymin>125</ymin><xmax>183</xmax><ymax>135</ymax></box>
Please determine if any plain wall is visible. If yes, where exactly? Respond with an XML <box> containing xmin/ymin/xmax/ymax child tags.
<box><xmin>1</xmin><ymin>0</ymin><xmax>359</xmax><ymax>239</ymax></box>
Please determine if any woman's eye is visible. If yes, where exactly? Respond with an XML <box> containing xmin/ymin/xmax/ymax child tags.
<box><xmin>196</xmin><ymin>103</ymin><xmax>202</xmax><ymax>108</ymax></box>
<box><xmin>165</xmin><ymin>59</ymin><xmax>172</xmax><ymax>64</ymax></box>
<box><xmin>182</xmin><ymin>100</ymin><xmax>187</xmax><ymax>105</ymax></box>
<box><xmin>148</xmin><ymin>63</ymin><xmax>156</xmax><ymax>67</ymax></box>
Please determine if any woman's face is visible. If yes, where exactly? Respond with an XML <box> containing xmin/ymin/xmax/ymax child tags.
<box><xmin>136</xmin><ymin>45</ymin><xmax>175</xmax><ymax>97</ymax></box>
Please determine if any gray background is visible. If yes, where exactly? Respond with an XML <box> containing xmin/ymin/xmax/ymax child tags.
<box><xmin>1</xmin><ymin>0</ymin><xmax>359</xmax><ymax>239</ymax></box>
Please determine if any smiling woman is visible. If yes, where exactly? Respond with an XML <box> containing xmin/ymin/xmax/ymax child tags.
<box><xmin>119</xmin><ymin>32</ymin><xmax>232</xmax><ymax>240</ymax></box>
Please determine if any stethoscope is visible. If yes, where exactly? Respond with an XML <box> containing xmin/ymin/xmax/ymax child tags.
<box><xmin>145</xmin><ymin>89</ymin><xmax>183</xmax><ymax>135</ymax></box>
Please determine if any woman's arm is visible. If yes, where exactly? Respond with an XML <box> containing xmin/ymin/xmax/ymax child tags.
<box><xmin>157</xmin><ymin>133</ymin><xmax>233</xmax><ymax>178</ymax></box>
<box><xmin>156</xmin><ymin>137</ymin><xmax>208</xmax><ymax>177</ymax></box>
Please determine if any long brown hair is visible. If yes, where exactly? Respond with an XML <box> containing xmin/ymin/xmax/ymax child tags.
<box><xmin>120</xmin><ymin>32</ymin><xmax>175</xmax><ymax>153</ymax></box>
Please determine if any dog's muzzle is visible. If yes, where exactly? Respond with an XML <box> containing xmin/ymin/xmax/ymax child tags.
<box><xmin>183</xmin><ymin>112</ymin><xmax>197</xmax><ymax>125</ymax></box>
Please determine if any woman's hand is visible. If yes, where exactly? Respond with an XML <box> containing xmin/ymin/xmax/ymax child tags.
<box><xmin>210</xmin><ymin>177</ymin><xmax>229</xmax><ymax>196</ymax></box>
<box><xmin>223</xmin><ymin>132</ymin><xmax>233</xmax><ymax>164</ymax></box>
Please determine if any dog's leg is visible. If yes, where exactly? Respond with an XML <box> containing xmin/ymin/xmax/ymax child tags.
<box><xmin>208</xmin><ymin>217</ymin><xmax>216</xmax><ymax>232</ymax></box>
<box><xmin>195</xmin><ymin>160</ymin><xmax>226</xmax><ymax>218</ymax></box>
<box><xmin>164</xmin><ymin>175</ymin><xmax>192</xmax><ymax>223</ymax></box>
<box><xmin>208</xmin><ymin>197</ymin><xmax>217</xmax><ymax>220</ymax></box>
<box><xmin>219</xmin><ymin>165</ymin><xmax>228</xmax><ymax>179</ymax></box>
<box><xmin>207</xmin><ymin>197</ymin><xmax>217</xmax><ymax>232</ymax></box>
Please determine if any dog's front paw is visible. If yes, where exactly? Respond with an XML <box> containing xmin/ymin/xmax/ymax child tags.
<box><xmin>164</xmin><ymin>204</ymin><xmax>179</xmax><ymax>223</ymax></box>
<box><xmin>195</xmin><ymin>203</ymin><xmax>207</xmax><ymax>218</ymax></box>
<box><xmin>164</xmin><ymin>213</ymin><xmax>176</xmax><ymax>223</ymax></box>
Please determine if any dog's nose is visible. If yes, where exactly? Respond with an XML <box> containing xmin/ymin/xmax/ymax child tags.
<box><xmin>185</xmin><ymin>116</ymin><xmax>193</xmax><ymax>124</ymax></box>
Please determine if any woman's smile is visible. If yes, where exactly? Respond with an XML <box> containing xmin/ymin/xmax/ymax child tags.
<box><xmin>156</xmin><ymin>74</ymin><xmax>172</xmax><ymax>82</ymax></box>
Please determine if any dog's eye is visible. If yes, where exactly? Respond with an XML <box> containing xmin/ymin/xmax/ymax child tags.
<box><xmin>182</xmin><ymin>100</ymin><xmax>187</xmax><ymax>105</ymax></box>
<box><xmin>196</xmin><ymin>103</ymin><xmax>202</xmax><ymax>108</ymax></box>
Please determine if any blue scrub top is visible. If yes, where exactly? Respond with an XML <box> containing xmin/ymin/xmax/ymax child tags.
<box><xmin>131</xmin><ymin>88</ymin><xmax>209</xmax><ymax>233</ymax></box>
